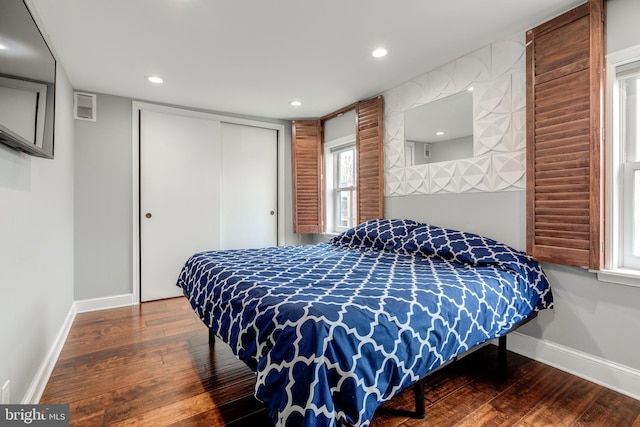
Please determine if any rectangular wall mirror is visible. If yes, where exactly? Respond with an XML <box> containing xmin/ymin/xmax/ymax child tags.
<box><xmin>404</xmin><ymin>89</ymin><xmax>473</xmax><ymax>165</ymax></box>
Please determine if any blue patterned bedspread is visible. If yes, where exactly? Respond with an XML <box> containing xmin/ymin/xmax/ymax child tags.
<box><xmin>176</xmin><ymin>219</ymin><xmax>553</xmax><ymax>427</ymax></box>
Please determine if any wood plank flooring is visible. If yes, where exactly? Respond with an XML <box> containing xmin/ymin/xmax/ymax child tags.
<box><xmin>41</xmin><ymin>297</ymin><xmax>640</xmax><ymax>426</ymax></box>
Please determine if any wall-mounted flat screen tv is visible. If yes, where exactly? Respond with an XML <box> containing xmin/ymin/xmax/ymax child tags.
<box><xmin>0</xmin><ymin>0</ymin><xmax>56</xmax><ymax>159</ymax></box>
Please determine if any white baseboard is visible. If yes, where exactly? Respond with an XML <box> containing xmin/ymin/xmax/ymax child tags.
<box><xmin>22</xmin><ymin>303</ymin><xmax>77</xmax><ymax>404</ymax></box>
<box><xmin>507</xmin><ymin>331</ymin><xmax>640</xmax><ymax>401</ymax></box>
<box><xmin>74</xmin><ymin>293</ymin><xmax>136</xmax><ymax>313</ymax></box>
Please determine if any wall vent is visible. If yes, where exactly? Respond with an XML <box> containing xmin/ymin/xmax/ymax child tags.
<box><xmin>74</xmin><ymin>92</ymin><xmax>96</xmax><ymax>121</ymax></box>
<box><xmin>423</xmin><ymin>143</ymin><xmax>431</xmax><ymax>158</ymax></box>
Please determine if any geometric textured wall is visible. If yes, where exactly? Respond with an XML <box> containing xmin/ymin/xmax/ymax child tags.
<box><xmin>384</xmin><ymin>33</ymin><xmax>527</xmax><ymax>196</ymax></box>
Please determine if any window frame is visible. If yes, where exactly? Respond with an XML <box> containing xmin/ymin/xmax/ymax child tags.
<box><xmin>600</xmin><ymin>45</ymin><xmax>640</xmax><ymax>286</ymax></box>
<box><xmin>324</xmin><ymin>136</ymin><xmax>356</xmax><ymax>234</ymax></box>
<box><xmin>333</xmin><ymin>144</ymin><xmax>357</xmax><ymax>233</ymax></box>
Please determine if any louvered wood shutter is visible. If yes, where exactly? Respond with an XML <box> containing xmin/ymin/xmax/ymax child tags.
<box><xmin>356</xmin><ymin>96</ymin><xmax>384</xmax><ymax>224</ymax></box>
<box><xmin>526</xmin><ymin>0</ymin><xmax>605</xmax><ymax>269</ymax></box>
<box><xmin>292</xmin><ymin>120</ymin><xmax>323</xmax><ymax>233</ymax></box>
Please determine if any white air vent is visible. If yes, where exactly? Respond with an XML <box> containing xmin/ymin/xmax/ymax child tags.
<box><xmin>74</xmin><ymin>92</ymin><xmax>96</xmax><ymax>121</ymax></box>
<box><xmin>423</xmin><ymin>143</ymin><xmax>431</xmax><ymax>158</ymax></box>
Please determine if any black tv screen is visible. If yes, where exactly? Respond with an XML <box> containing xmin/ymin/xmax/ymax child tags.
<box><xmin>0</xmin><ymin>0</ymin><xmax>56</xmax><ymax>159</ymax></box>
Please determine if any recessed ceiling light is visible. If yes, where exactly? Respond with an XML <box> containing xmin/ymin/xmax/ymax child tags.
<box><xmin>0</xmin><ymin>43</ymin><xmax>7</xmax><ymax>50</ymax></box>
<box><xmin>372</xmin><ymin>47</ymin><xmax>388</xmax><ymax>58</ymax></box>
<box><xmin>436</xmin><ymin>131</ymin><xmax>445</xmax><ymax>136</ymax></box>
<box><xmin>146</xmin><ymin>75</ymin><xmax>164</xmax><ymax>84</ymax></box>
<box><xmin>468</xmin><ymin>87</ymin><xmax>474</xmax><ymax>91</ymax></box>
<box><xmin>289</xmin><ymin>100</ymin><xmax>302</xmax><ymax>107</ymax></box>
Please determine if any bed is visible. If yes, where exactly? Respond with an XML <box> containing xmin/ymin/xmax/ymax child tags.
<box><xmin>176</xmin><ymin>218</ymin><xmax>553</xmax><ymax>427</ymax></box>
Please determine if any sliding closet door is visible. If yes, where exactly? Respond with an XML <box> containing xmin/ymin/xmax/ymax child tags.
<box><xmin>140</xmin><ymin>110</ymin><xmax>221</xmax><ymax>301</ymax></box>
<box><xmin>220</xmin><ymin>123</ymin><xmax>278</xmax><ymax>249</ymax></box>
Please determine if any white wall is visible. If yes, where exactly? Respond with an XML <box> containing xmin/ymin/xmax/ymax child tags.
<box><xmin>386</xmin><ymin>191</ymin><xmax>525</xmax><ymax>250</ymax></box>
<box><xmin>384</xmin><ymin>0</ymin><xmax>640</xmax><ymax>399</ymax></box>
<box><xmin>0</xmin><ymin>65</ymin><xmax>75</xmax><ymax>403</ymax></box>
<box><xmin>74</xmin><ymin>95</ymin><xmax>132</xmax><ymax>301</ymax></box>
<box><xmin>607</xmin><ymin>0</ymin><xmax>640</xmax><ymax>53</ymax></box>
<box><xmin>324</xmin><ymin>109</ymin><xmax>356</xmax><ymax>142</ymax></box>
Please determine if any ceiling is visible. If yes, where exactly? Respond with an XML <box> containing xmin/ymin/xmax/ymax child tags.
<box><xmin>29</xmin><ymin>0</ymin><xmax>583</xmax><ymax>120</ymax></box>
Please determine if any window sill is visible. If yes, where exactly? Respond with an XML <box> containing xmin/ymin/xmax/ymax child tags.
<box><xmin>321</xmin><ymin>232</ymin><xmax>339</xmax><ymax>238</ymax></box>
<box><xmin>595</xmin><ymin>268</ymin><xmax>640</xmax><ymax>288</ymax></box>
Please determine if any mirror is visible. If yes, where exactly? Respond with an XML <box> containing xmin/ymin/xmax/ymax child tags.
<box><xmin>404</xmin><ymin>90</ymin><xmax>473</xmax><ymax>165</ymax></box>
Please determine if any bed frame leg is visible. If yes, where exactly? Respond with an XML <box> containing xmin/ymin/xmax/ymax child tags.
<box><xmin>498</xmin><ymin>335</ymin><xmax>507</xmax><ymax>373</ymax></box>
<box><xmin>413</xmin><ymin>379</ymin><xmax>426</xmax><ymax>419</ymax></box>
<box><xmin>209</xmin><ymin>329</ymin><xmax>216</xmax><ymax>347</ymax></box>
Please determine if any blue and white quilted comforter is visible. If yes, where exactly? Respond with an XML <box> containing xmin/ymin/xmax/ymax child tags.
<box><xmin>176</xmin><ymin>219</ymin><xmax>553</xmax><ymax>427</ymax></box>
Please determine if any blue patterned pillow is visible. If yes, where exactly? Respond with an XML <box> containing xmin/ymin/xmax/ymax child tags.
<box><xmin>399</xmin><ymin>224</ymin><xmax>553</xmax><ymax>310</ymax></box>
<box><xmin>329</xmin><ymin>218</ymin><xmax>420</xmax><ymax>251</ymax></box>
<box><xmin>399</xmin><ymin>223</ymin><xmax>522</xmax><ymax>265</ymax></box>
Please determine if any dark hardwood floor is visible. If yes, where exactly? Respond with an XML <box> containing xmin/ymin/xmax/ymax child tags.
<box><xmin>41</xmin><ymin>297</ymin><xmax>640</xmax><ymax>426</ymax></box>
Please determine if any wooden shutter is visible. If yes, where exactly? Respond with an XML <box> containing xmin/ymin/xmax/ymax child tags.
<box><xmin>292</xmin><ymin>120</ymin><xmax>323</xmax><ymax>233</ymax></box>
<box><xmin>356</xmin><ymin>96</ymin><xmax>384</xmax><ymax>223</ymax></box>
<box><xmin>526</xmin><ymin>0</ymin><xmax>605</xmax><ymax>269</ymax></box>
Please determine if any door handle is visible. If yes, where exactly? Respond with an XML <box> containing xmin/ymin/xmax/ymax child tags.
<box><xmin>270</xmin><ymin>211</ymin><xmax>275</xmax><ymax>216</ymax></box>
<box><xmin>145</xmin><ymin>213</ymin><xmax>152</xmax><ymax>219</ymax></box>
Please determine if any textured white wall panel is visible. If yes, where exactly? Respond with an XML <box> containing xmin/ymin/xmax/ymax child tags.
<box><xmin>384</xmin><ymin>34</ymin><xmax>526</xmax><ymax>196</ymax></box>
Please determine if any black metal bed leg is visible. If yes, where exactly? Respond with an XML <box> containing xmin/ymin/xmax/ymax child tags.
<box><xmin>413</xmin><ymin>379</ymin><xmax>426</xmax><ymax>419</ymax></box>
<box><xmin>498</xmin><ymin>335</ymin><xmax>507</xmax><ymax>374</ymax></box>
<box><xmin>209</xmin><ymin>329</ymin><xmax>216</xmax><ymax>347</ymax></box>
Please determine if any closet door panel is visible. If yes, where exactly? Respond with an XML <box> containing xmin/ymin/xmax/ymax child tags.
<box><xmin>140</xmin><ymin>110</ymin><xmax>221</xmax><ymax>301</ymax></box>
<box><xmin>220</xmin><ymin>122</ymin><xmax>278</xmax><ymax>249</ymax></box>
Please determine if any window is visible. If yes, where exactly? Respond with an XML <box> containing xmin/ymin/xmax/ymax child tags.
<box><xmin>292</xmin><ymin>97</ymin><xmax>384</xmax><ymax>234</ymax></box>
<box><xmin>620</xmin><ymin>69</ymin><xmax>640</xmax><ymax>269</ymax></box>
<box><xmin>332</xmin><ymin>144</ymin><xmax>357</xmax><ymax>232</ymax></box>
<box><xmin>608</xmin><ymin>56</ymin><xmax>640</xmax><ymax>271</ymax></box>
